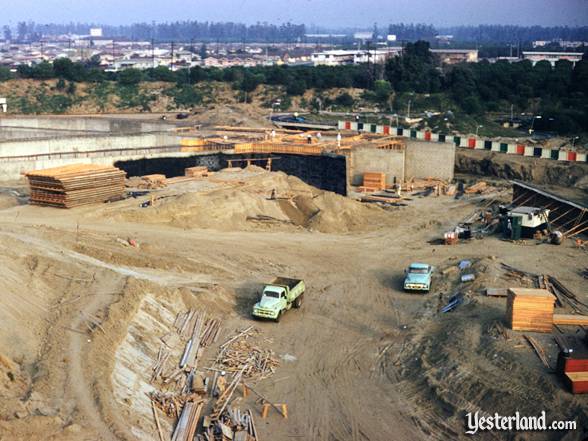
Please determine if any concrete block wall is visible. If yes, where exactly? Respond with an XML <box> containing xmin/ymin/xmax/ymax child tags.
<box><xmin>404</xmin><ymin>140</ymin><xmax>455</xmax><ymax>181</ymax></box>
<box><xmin>348</xmin><ymin>146</ymin><xmax>405</xmax><ymax>187</ymax></box>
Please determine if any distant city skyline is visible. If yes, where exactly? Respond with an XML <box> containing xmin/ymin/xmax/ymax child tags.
<box><xmin>1</xmin><ymin>0</ymin><xmax>587</xmax><ymax>28</ymax></box>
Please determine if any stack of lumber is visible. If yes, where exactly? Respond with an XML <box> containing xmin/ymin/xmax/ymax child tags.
<box><xmin>465</xmin><ymin>181</ymin><xmax>488</xmax><ymax>194</ymax></box>
<box><xmin>171</xmin><ymin>399</ymin><xmax>204</xmax><ymax>441</ymax></box>
<box><xmin>140</xmin><ymin>174</ymin><xmax>167</xmax><ymax>188</ymax></box>
<box><xmin>361</xmin><ymin>172</ymin><xmax>386</xmax><ymax>192</ymax></box>
<box><xmin>25</xmin><ymin>164</ymin><xmax>126</xmax><ymax>208</ymax></box>
<box><xmin>506</xmin><ymin>288</ymin><xmax>555</xmax><ymax>333</ymax></box>
<box><xmin>185</xmin><ymin>166</ymin><xmax>209</xmax><ymax>178</ymax></box>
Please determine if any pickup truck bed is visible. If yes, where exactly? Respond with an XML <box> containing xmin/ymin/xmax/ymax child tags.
<box><xmin>272</xmin><ymin>277</ymin><xmax>303</xmax><ymax>289</ymax></box>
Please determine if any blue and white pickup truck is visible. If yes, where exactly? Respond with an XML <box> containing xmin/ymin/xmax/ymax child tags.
<box><xmin>403</xmin><ymin>263</ymin><xmax>434</xmax><ymax>293</ymax></box>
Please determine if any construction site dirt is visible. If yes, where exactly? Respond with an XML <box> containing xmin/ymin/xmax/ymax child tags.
<box><xmin>0</xmin><ymin>167</ymin><xmax>586</xmax><ymax>441</ymax></box>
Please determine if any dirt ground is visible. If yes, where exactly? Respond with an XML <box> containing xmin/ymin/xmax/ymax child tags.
<box><xmin>0</xmin><ymin>168</ymin><xmax>586</xmax><ymax>441</ymax></box>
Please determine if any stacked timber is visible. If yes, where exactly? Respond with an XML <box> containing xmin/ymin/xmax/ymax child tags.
<box><xmin>185</xmin><ymin>166</ymin><xmax>209</xmax><ymax>178</ymax></box>
<box><xmin>25</xmin><ymin>164</ymin><xmax>126</xmax><ymax>208</ymax></box>
<box><xmin>506</xmin><ymin>288</ymin><xmax>555</xmax><ymax>333</ymax></box>
<box><xmin>362</xmin><ymin>172</ymin><xmax>386</xmax><ymax>192</ymax></box>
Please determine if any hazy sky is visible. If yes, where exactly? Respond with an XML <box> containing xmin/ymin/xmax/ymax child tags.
<box><xmin>1</xmin><ymin>0</ymin><xmax>587</xmax><ymax>27</ymax></box>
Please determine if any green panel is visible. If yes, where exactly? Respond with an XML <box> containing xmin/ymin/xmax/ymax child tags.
<box><xmin>410</xmin><ymin>130</ymin><xmax>417</xmax><ymax>138</ymax></box>
<box><xmin>551</xmin><ymin>150</ymin><xmax>559</xmax><ymax>160</ymax></box>
<box><xmin>500</xmin><ymin>143</ymin><xmax>508</xmax><ymax>153</ymax></box>
<box><xmin>454</xmin><ymin>136</ymin><xmax>461</xmax><ymax>146</ymax></box>
<box><xmin>370</xmin><ymin>124</ymin><xmax>377</xmax><ymax>133</ymax></box>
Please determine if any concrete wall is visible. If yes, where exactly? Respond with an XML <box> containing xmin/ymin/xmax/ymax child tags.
<box><xmin>0</xmin><ymin>132</ymin><xmax>179</xmax><ymax>158</ymax></box>
<box><xmin>405</xmin><ymin>140</ymin><xmax>455</xmax><ymax>181</ymax></box>
<box><xmin>0</xmin><ymin>131</ymin><xmax>181</xmax><ymax>180</ymax></box>
<box><xmin>348</xmin><ymin>146</ymin><xmax>405</xmax><ymax>187</ymax></box>
<box><xmin>0</xmin><ymin>116</ymin><xmax>176</xmax><ymax>134</ymax></box>
<box><xmin>0</xmin><ymin>127</ymin><xmax>102</xmax><ymax>141</ymax></box>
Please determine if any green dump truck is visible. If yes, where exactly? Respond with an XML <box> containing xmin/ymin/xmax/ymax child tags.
<box><xmin>252</xmin><ymin>277</ymin><xmax>305</xmax><ymax>322</ymax></box>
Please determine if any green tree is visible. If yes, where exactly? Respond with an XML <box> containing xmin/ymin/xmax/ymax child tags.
<box><xmin>373</xmin><ymin>80</ymin><xmax>393</xmax><ymax>104</ymax></box>
<box><xmin>117</xmin><ymin>68</ymin><xmax>143</xmax><ymax>85</ymax></box>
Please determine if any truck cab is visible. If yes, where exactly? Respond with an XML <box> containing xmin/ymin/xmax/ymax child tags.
<box><xmin>252</xmin><ymin>277</ymin><xmax>305</xmax><ymax>322</ymax></box>
<box><xmin>403</xmin><ymin>263</ymin><xmax>434</xmax><ymax>293</ymax></box>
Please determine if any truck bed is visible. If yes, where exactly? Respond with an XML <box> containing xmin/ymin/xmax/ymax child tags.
<box><xmin>271</xmin><ymin>277</ymin><xmax>303</xmax><ymax>289</ymax></box>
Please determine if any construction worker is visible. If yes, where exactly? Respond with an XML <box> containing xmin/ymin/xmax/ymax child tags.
<box><xmin>336</xmin><ymin>132</ymin><xmax>342</xmax><ymax>147</ymax></box>
<box><xmin>306</xmin><ymin>134</ymin><xmax>312</xmax><ymax>144</ymax></box>
<box><xmin>215</xmin><ymin>371</ymin><xmax>227</xmax><ymax>397</ymax></box>
<box><xmin>271</xmin><ymin>129</ymin><xmax>276</xmax><ymax>140</ymax></box>
<box><xmin>316</xmin><ymin>131</ymin><xmax>322</xmax><ymax>140</ymax></box>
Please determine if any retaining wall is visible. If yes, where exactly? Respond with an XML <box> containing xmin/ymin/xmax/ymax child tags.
<box><xmin>405</xmin><ymin>140</ymin><xmax>455</xmax><ymax>181</ymax></box>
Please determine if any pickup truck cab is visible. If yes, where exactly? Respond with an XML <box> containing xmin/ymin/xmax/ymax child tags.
<box><xmin>403</xmin><ymin>263</ymin><xmax>434</xmax><ymax>292</ymax></box>
<box><xmin>252</xmin><ymin>277</ymin><xmax>305</xmax><ymax>322</ymax></box>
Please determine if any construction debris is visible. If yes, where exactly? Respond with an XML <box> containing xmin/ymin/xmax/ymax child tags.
<box><xmin>25</xmin><ymin>163</ymin><xmax>126</xmax><ymax>208</ymax></box>
<box><xmin>213</xmin><ymin>327</ymin><xmax>279</xmax><ymax>381</ymax></box>
<box><xmin>523</xmin><ymin>335</ymin><xmax>552</xmax><ymax>370</ymax></box>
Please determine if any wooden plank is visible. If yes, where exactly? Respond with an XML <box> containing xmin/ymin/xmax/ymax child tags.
<box><xmin>553</xmin><ymin>314</ymin><xmax>588</xmax><ymax>326</ymax></box>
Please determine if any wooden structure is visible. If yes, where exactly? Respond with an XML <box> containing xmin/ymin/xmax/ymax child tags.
<box><xmin>362</xmin><ymin>172</ymin><xmax>386</xmax><ymax>192</ymax></box>
<box><xmin>512</xmin><ymin>181</ymin><xmax>587</xmax><ymax>238</ymax></box>
<box><xmin>506</xmin><ymin>288</ymin><xmax>555</xmax><ymax>333</ymax></box>
<box><xmin>25</xmin><ymin>164</ymin><xmax>126</xmax><ymax>208</ymax></box>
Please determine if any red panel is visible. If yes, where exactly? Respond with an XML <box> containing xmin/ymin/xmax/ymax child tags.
<box><xmin>516</xmin><ymin>144</ymin><xmax>525</xmax><ymax>155</ymax></box>
<box><xmin>344</xmin><ymin>121</ymin><xmax>351</xmax><ymax>130</ymax></box>
<box><xmin>564</xmin><ymin>359</ymin><xmax>588</xmax><ymax>372</ymax></box>
<box><xmin>383</xmin><ymin>125</ymin><xmax>390</xmax><ymax>135</ymax></box>
<box><xmin>468</xmin><ymin>138</ymin><xmax>476</xmax><ymax>148</ymax></box>
<box><xmin>568</xmin><ymin>151</ymin><xmax>577</xmax><ymax>161</ymax></box>
<box><xmin>424</xmin><ymin>131</ymin><xmax>431</xmax><ymax>141</ymax></box>
<box><xmin>572</xmin><ymin>380</ymin><xmax>588</xmax><ymax>394</ymax></box>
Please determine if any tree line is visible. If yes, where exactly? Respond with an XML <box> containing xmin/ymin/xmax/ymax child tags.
<box><xmin>1</xmin><ymin>41</ymin><xmax>586</xmax><ymax>133</ymax></box>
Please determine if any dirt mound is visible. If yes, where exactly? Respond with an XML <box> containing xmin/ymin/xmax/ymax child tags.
<box><xmin>110</xmin><ymin>170</ymin><xmax>393</xmax><ymax>234</ymax></box>
<box><xmin>456</xmin><ymin>149</ymin><xmax>588</xmax><ymax>188</ymax></box>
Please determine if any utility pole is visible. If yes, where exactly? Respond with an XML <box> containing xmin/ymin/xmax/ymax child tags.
<box><xmin>152</xmin><ymin>38</ymin><xmax>155</xmax><ymax>68</ymax></box>
<box><xmin>171</xmin><ymin>41</ymin><xmax>175</xmax><ymax>71</ymax></box>
<box><xmin>407</xmin><ymin>100</ymin><xmax>411</xmax><ymax>119</ymax></box>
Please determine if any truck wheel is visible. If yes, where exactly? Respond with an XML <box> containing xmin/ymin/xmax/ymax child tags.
<box><xmin>275</xmin><ymin>310</ymin><xmax>282</xmax><ymax>322</ymax></box>
<box><xmin>294</xmin><ymin>294</ymin><xmax>304</xmax><ymax>308</ymax></box>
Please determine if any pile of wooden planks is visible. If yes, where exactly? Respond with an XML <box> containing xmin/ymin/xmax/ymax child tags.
<box><xmin>25</xmin><ymin>164</ymin><xmax>126</xmax><ymax>208</ymax></box>
<box><xmin>185</xmin><ymin>166</ymin><xmax>209</xmax><ymax>178</ymax></box>
<box><xmin>361</xmin><ymin>172</ymin><xmax>386</xmax><ymax>192</ymax></box>
<box><xmin>506</xmin><ymin>288</ymin><xmax>555</xmax><ymax>333</ymax></box>
<box><xmin>465</xmin><ymin>181</ymin><xmax>488</xmax><ymax>194</ymax></box>
<box><xmin>171</xmin><ymin>399</ymin><xmax>204</xmax><ymax>441</ymax></box>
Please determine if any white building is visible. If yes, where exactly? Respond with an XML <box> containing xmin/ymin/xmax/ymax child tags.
<box><xmin>90</xmin><ymin>28</ymin><xmax>103</xmax><ymax>38</ymax></box>
<box><xmin>0</xmin><ymin>97</ymin><xmax>7</xmax><ymax>113</ymax></box>
<box><xmin>311</xmin><ymin>50</ymin><xmax>356</xmax><ymax>66</ymax></box>
<box><xmin>522</xmin><ymin>51</ymin><xmax>583</xmax><ymax>66</ymax></box>
<box><xmin>311</xmin><ymin>47</ymin><xmax>402</xmax><ymax>66</ymax></box>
